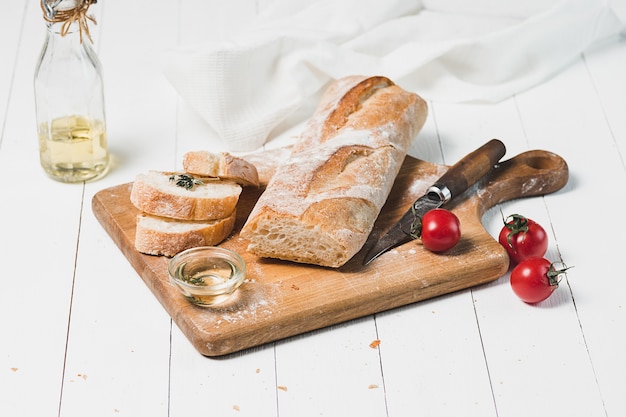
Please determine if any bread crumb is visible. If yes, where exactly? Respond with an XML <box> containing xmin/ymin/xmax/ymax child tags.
<box><xmin>368</xmin><ymin>384</ymin><xmax>379</xmax><ymax>389</ymax></box>
<box><xmin>233</xmin><ymin>405</ymin><xmax>240</xmax><ymax>411</ymax></box>
<box><xmin>10</xmin><ymin>367</ymin><xmax>18</xmax><ymax>372</ymax></box>
<box><xmin>277</xmin><ymin>385</ymin><xmax>288</xmax><ymax>392</ymax></box>
<box><xmin>369</xmin><ymin>339</ymin><xmax>381</xmax><ymax>349</ymax></box>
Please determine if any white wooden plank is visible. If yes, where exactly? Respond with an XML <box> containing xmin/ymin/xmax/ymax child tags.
<box><xmin>513</xmin><ymin>36</ymin><xmax>626</xmax><ymax>417</ymax></box>
<box><xmin>166</xmin><ymin>3</ymin><xmax>281</xmax><ymax>417</ymax></box>
<box><xmin>169</xmin><ymin>326</ymin><xmax>278</xmax><ymax>416</ymax></box>
<box><xmin>273</xmin><ymin>318</ymin><xmax>387</xmax><ymax>417</ymax></box>
<box><xmin>0</xmin><ymin>1</ymin><xmax>87</xmax><ymax>416</ymax></box>
<box><xmin>58</xmin><ymin>232</ymin><xmax>172</xmax><ymax>416</ymax></box>
<box><xmin>584</xmin><ymin>30</ymin><xmax>626</xmax><ymax>417</ymax></box>
<box><xmin>57</xmin><ymin>0</ymin><xmax>181</xmax><ymax>415</ymax></box>
<box><xmin>372</xmin><ymin>99</ymin><xmax>523</xmax><ymax>417</ymax></box>
<box><xmin>390</xmin><ymin>57</ymin><xmax>613</xmax><ymax>416</ymax></box>
<box><xmin>93</xmin><ymin>0</ymin><xmax>180</xmax><ymax>182</ymax></box>
<box><xmin>585</xmin><ymin>37</ymin><xmax>626</xmax><ymax>163</ymax></box>
<box><xmin>0</xmin><ymin>186</ymin><xmax>82</xmax><ymax>417</ymax></box>
<box><xmin>0</xmin><ymin>1</ymin><xmax>24</xmax><ymax>130</ymax></box>
<box><xmin>429</xmin><ymin>98</ymin><xmax>529</xmax><ymax>161</ymax></box>
<box><xmin>478</xmin><ymin>52</ymin><xmax>621</xmax><ymax>416</ymax></box>
<box><xmin>377</xmin><ymin>295</ymin><xmax>497</xmax><ymax>417</ymax></box>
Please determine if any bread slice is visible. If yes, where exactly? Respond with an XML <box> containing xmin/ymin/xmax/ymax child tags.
<box><xmin>183</xmin><ymin>151</ymin><xmax>260</xmax><ymax>187</ymax></box>
<box><xmin>130</xmin><ymin>171</ymin><xmax>241</xmax><ymax>221</ymax></box>
<box><xmin>134</xmin><ymin>211</ymin><xmax>236</xmax><ymax>257</ymax></box>
<box><xmin>240</xmin><ymin>75</ymin><xmax>428</xmax><ymax>268</ymax></box>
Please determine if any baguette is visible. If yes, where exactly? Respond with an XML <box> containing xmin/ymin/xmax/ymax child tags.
<box><xmin>130</xmin><ymin>171</ymin><xmax>241</xmax><ymax>221</ymax></box>
<box><xmin>240</xmin><ymin>75</ymin><xmax>428</xmax><ymax>268</ymax></box>
<box><xmin>183</xmin><ymin>151</ymin><xmax>260</xmax><ymax>187</ymax></box>
<box><xmin>241</xmin><ymin>147</ymin><xmax>292</xmax><ymax>187</ymax></box>
<box><xmin>134</xmin><ymin>212</ymin><xmax>236</xmax><ymax>257</ymax></box>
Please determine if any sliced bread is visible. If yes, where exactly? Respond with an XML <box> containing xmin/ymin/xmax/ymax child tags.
<box><xmin>183</xmin><ymin>151</ymin><xmax>260</xmax><ymax>187</ymax></box>
<box><xmin>134</xmin><ymin>211</ymin><xmax>236</xmax><ymax>257</ymax></box>
<box><xmin>130</xmin><ymin>171</ymin><xmax>242</xmax><ymax>221</ymax></box>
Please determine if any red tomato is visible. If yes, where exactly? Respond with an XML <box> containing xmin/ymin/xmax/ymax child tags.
<box><xmin>510</xmin><ymin>257</ymin><xmax>565</xmax><ymax>304</ymax></box>
<box><xmin>419</xmin><ymin>209</ymin><xmax>461</xmax><ymax>252</ymax></box>
<box><xmin>498</xmin><ymin>214</ymin><xmax>548</xmax><ymax>265</ymax></box>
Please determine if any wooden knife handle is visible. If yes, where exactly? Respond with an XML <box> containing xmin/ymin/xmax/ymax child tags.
<box><xmin>432</xmin><ymin>139</ymin><xmax>506</xmax><ymax>201</ymax></box>
<box><xmin>472</xmin><ymin>149</ymin><xmax>569</xmax><ymax>215</ymax></box>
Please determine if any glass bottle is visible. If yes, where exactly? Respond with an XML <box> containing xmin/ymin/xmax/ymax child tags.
<box><xmin>34</xmin><ymin>0</ymin><xmax>109</xmax><ymax>183</ymax></box>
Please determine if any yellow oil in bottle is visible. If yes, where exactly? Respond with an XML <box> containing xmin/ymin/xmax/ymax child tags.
<box><xmin>38</xmin><ymin>115</ymin><xmax>109</xmax><ymax>182</ymax></box>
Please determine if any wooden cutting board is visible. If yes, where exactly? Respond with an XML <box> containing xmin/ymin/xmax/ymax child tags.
<box><xmin>92</xmin><ymin>149</ymin><xmax>568</xmax><ymax>357</ymax></box>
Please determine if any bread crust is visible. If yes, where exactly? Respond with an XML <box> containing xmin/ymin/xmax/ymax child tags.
<box><xmin>240</xmin><ymin>75</ymin><xmax>428</xmax><ymax>267</ymax></box>
<box><xmin>130</xmin><ymin>171</ymin><xmax>241</xmax><ymax>221</ymax></box>
<box><xmin>134</xmin><ymin>211</ymin><xmax>236</xmax><ymax>257</ymax></box>
<box><xmin>183</xmin><ymin>151</ymin><xmax>260</xmax><ymax>187</ymax></box>
<box><xmin>241</xmin><ymin>147</ymin><xmax>292</xmax><ymax>187</ymax></box>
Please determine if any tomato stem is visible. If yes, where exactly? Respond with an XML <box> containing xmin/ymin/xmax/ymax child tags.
<box><xmin>504</xmin><ymin>214</ymin><xmax>529</xmax><ymax>250</ymax></box>
<box><xmin>547</xmin><ymin>262</ymin><xmax>572</xmax><ymax>287</ymax></box>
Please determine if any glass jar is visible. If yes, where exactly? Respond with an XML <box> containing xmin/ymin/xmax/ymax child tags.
<box><xmin>34</xmin><ymin>0</ymin><xmax>109</xmax><ymax>183</ymax></box>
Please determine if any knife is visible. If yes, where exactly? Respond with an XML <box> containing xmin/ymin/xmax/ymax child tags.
<box><xmin>363</xmin><ymin>138</ymin><xmax>506</xmax><ymax>265</ymax></box>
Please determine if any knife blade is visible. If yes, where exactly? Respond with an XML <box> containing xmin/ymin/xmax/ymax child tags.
<box><xmin>363</xmin><ymin>138</ymin><xmax>506</xmax><ymax>265</ymax></box>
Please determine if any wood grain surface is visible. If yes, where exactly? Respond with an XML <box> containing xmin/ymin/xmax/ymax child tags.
<box><xmin>92</xmin><ymin>148</ymin><xmax>568</xmax><ymax>356</ymax></box>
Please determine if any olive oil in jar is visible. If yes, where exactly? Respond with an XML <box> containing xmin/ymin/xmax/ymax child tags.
<box><xmin>38</xmin><ymin>115</ymin><xmax>109</xmax><ymax>182</ymax></box>
<box><xmin>168</xmin><ymin>247</ymin><xmax>247</xmax><ymax>307</ymax></box>
<box><xmin>171</xmin><ymin>258</ymin><xmax>238</xmax><ymax>306</ymax></box>
<box><xmin>34</xmin><ymin>0</ymin><xmax>110</xmax><ymax>183</ymax></box>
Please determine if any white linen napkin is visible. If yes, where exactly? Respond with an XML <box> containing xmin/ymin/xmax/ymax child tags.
<box><xmin>162</xmin><ymin>0</ymin><xmax>624</xmax><ymax>151</ymax></box>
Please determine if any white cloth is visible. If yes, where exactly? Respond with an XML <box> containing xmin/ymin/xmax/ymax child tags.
<box><xmin>162</xmin><ymin>0</ymin><xmax>624</xmax><ymax>151</ymax></box>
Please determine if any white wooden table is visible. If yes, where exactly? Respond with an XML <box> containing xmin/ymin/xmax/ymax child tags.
<box><xmin>2</xmin><ymin>1</ymin><xmax>626</xmax><ymax>416</ymax></box>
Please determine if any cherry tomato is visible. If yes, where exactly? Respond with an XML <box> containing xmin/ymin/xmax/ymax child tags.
<box><xmin>498</xmin><ymin>214</ymin><xmax>548</xmax><ymax>265</ymax></box>
<box><xmin>419</xmin><ymin>209</ymin><xmax>461</xmax><ymax>252</ymax></box>
<box><xmin>510</xmin><ymin>257</ymin><xmax>566</xmax><ymax>304</ymax></box>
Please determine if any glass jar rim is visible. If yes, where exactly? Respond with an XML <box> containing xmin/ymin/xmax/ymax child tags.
<box><xmin>168</xmin><ymin>246</ymin><xmax>246</xmax><ymax>292</ymax></box>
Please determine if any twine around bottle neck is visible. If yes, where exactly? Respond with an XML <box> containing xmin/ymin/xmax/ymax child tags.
<box><xmin>41</xmin><ymin>0</ymin><xmax>97</xmax><ymax>44</ymax></box>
